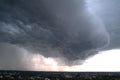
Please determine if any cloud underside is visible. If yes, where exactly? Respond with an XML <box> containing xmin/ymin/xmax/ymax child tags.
<box><xmin>0</xmin><ymin>0</ymin><xmax>112</xmax><ymax>70</ymax></box>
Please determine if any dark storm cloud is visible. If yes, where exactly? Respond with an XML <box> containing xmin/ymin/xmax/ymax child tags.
<box><xmin>0</xmin><ymin>0</ymin><xmax>109</xmax><ymax>66</ymax></box>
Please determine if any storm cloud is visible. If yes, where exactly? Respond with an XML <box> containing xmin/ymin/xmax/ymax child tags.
<box><xmin>0</xmin><ymin>0</ymin><xmax>112</xmax><ymax>69</ymax></box>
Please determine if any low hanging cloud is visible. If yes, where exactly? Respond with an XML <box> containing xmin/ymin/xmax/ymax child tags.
<box><xmin>0</xmin><ymin>43</ymin><xmax>72</xmax><ymax>71</ymax></box>
<box><xmin>0</xmin><ymin>0</ymin><xmax>111</xmax><ymax>70</ymax></box>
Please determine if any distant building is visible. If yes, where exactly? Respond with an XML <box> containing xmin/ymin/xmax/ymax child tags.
<box><xmin>45</xmin><ymin>78</ymin><xmax>50</xmax><ymax>80</ymax></box>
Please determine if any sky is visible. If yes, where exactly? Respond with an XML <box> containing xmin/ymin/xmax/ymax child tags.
<box><xmin>0</xmin><ymin>0</ymin><xmax>120</xmax><ymax>71</ymax></box>
<box><xmin>64</xmin><ymin>49</ymin><xmax>120</xmax><ymax>72</ymax></box>
<box><xmin>28</xmin><ymin>49</ymin><xmax>120</xmax><ymax>71</ymax></box>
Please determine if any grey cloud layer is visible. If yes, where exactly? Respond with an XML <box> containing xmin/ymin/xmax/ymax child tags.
<box><xmin>87</xmin><ymin>0</ymin><xmax>120</xmax><ymax>50</ymax></box>
<box><xmin>0</xmin><ymin>43</ymin><xmax>34</xmax><ymax>70</ymax></box>
<box><xmin>0</xmin><ymin>0</ymin><xmax>110</xmax><ymax>66</ymax></box>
